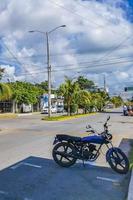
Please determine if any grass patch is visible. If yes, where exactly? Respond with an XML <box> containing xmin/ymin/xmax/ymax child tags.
<box><xmin>42</xmin><ymin>113</ymin><xmax>96</xmax><ymax>121</ymax></box>
<box><xmin>129</xmin><ymin>141</ymin><xmax>133</xmax><ymax>169</ymax></box>
<box><xmin>0</xmin><ymin>113</ymin><xmax>17</xmax><ymax>119</ymax></box>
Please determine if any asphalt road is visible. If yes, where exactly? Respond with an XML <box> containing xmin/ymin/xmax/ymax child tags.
<box><xmin>0</xmin><ymin>108</ymin><xmax>132</xmax><ymax>200</ymax></box>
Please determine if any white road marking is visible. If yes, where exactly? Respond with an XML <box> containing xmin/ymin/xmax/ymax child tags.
<box><xmin>0</xmin><ymin>190</ymin><xmax>8</xmax><ymax>195</ymax></box>
<box><xmin>10</xmin><ymin>162</ymin><xmax>23</xmax><ymax>169</ymax></box>
<box><xmin>23</xmin><ymin>162</ymin><xmax>42</xmax><ymax>168</ymax></box>
<box><xmin>10</xmin><ymin>162</ymin><xmax>42</xmax><ymax>170</ymax></box>
<box><xmin>96</xmin><ymin>176</ymin><xmax>119</xmax><ymax>183</ymax></box>
<box><xmin>77</xmin><ymin>160</ymin><xmax>97</xmax><ymax>166</ymax></box>
<box><xmin>24</xmin><ymin>198</ymin><xmax>32</xmax><ymax>200</ymax></box>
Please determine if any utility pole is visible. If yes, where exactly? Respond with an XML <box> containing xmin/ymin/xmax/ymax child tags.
<box><xmin>104</xmin><ymin>74</ymin><xmax>106</xmax><ymax>92</ymax></box>
<box><xmin>29</xmin><ymin>25</ymin><xmax>66</xmax><ymax>117</ymax></box>
<box><xmin>46</xmin><ymin>32</ymin><xmax>51</xmax><ymax>117</ymax></box>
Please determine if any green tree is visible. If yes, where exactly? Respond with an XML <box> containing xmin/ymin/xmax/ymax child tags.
<box><xmin>0</xmin><ymin>68</ymin><xmax>4</xmax><ymax>80</ymax></box>
<box><xmin>58</xmin><ymin>77</ymin><xmax>80</xmax><ymax>115</ymax></box>
<box><xmin>9</xmin><ymin>81</ymin><xmax>44</xmax><ymax>105</ymax></box>
<box><xmin>111</xmin><ymin>96</ymin><xmax>123</xmax><ymax>108</ymax></box>
<box><xmin>35</xmin><ymin>81</ymin><xmax>56</xmax><ymax>94</ymax></box>
<box><xmin>35</xmin><ymin>81</ymin><xmax>48</xmax><ymax>92</ymax></box>
<box><xmin>76</xmin><ymin>76</ymin><xmax>95</xmax><ymax>90</ymax></box>
<box><xmin>0</xmin><ymin>68</ymin><xmax>12</xmax><ymax>102</ymax></box>
<box><xmin>0</xmin><ymin>83</ymin><xmax>12</xmax><ymax>101</ymax></box>
<box><xmin>91</xmin><ymin>91</ymin><xmax>109</xmax><ymax>111</ymax></box>
<box><xmin>77</xmin><ymin>90</ymin><xmax>91</xmax><ymax>113</ymax></box>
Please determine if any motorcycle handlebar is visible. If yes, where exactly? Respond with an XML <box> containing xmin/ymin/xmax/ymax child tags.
<box><xmin>101</xmin><ymin>131</ymin><xmax>112</xmax><ymax>140</ymax></box>
<box><xmin>103</xmin><ymin>116</ymin><xmax>110</xmax><ymax>128</ymax></box>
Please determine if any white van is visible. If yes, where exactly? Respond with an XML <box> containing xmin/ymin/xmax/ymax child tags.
<box><xmin>57</xmin><ymin>105</ymin><xmax>64</xmax><ymax>113</ymax></box>
<box><xmin>42</xmin><ymin>106</ymin><xmax>57</xmax><ymax>114</ymax></box>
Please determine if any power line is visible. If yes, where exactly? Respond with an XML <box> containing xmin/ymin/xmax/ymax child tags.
<box><xmin>97</xmin><ymin>35</ymin><xmax>133</xmax><ymax>61</ymax></box>
<box><xmin>52</xmin><ymin>59</ymin><xmax>133</xmax><ymax>72</ymax></box>
<box><xmin>0</xmin><ymin>41</ymin><xmax>43</xmax><ymax>79</ymax></box>
<box><xmin>0</xmin><ymin>52</ymin><xmax>133</xmax><ymax>70</ymax></box>
<box><xmin>0</xmin><ymin>44</ymin><xmax>131</xmax><ymax>60</ymax></box>
<box><xmin>16</xmin><ymin>59</ymin><xmax>133</xmax><ymax>76</ymax></box>
<box><xmin>52</xmin><ymin>57</ymin><xmax>133</xmax><ymax>68</ymax></box>
<box><xmin>11</xmin><ymin>56</ymin><xmax>133</xmax><ymax>75</ymax></box>
<box><xmin>48</xmin><ymin>0</ymin><xmax>130</xmax><ymax>38</ymax></box>
<box><xmin>75</xmin><ymin>0</ymin><xmax>123</xmax><ymax>33</ymax></box>
<box><xmin>47</xmin><ymin>0</ymin><xmax>133</xmax><ymax>67</ymax></box>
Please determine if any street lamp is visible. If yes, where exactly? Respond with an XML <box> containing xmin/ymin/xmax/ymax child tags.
<box><xmin>29</xmin><ymin>25</ymin><xmax>66</xmax><ymax>117</ymax></box>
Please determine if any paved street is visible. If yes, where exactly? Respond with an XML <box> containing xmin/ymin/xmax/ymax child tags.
<box><xmin>0</xmin><ymin>108</ymin><xmax>132</xmax><ymax>199</ymax></box>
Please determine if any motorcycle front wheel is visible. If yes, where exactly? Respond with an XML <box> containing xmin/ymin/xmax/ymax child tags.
<box><xmin>52</xmin><ymin>142</ymin><xmax>77</xmax><ymax>167</ymax></box>
<box><xmin>107</xmin><ymin>148</ymin><xmax>129</xmax><ymax>174</ymax></box>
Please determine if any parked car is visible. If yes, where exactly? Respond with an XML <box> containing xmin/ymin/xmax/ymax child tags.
<box><xmin>57</xmin><ymin>105</ymin><xmax>64</xmax><ymax>113</ymax></box>
<box><xmin>41</xmin><ymin>106</ymin><xmax>57</xmax><ymax>114</ymax></box>
<box><xmin>105</xmin><ymin>103</ymin><xmax>114</xmax><ymax>109</ymax></box>
<box><xmin>51</xmin><ymin>106</ymin><xmax>57</xmax><ymax>113</ymax></box>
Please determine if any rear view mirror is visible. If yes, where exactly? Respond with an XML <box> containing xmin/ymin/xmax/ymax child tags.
<box><xmin>86</xmin><ymin>125</ymin><xmax>91</xmax><ymax>129</ymax></box>
<box><xmin>107</xmin><ymin>116</ymin><xmax>110</xmax><ymax>121</ymax></box>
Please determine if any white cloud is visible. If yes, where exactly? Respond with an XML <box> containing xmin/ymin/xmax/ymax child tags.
<box><xmin>0</xmin><ymin>0</ymin><xmax>133</xmax><ymax>93</ymax></box>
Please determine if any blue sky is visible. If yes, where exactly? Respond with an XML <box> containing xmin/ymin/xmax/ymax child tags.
<box><xmin>0</xmin><ymin>0</ymin><xmax>133</xmax><ymax>94</ymax></box>
<box><xmin>87</xmin><ymin>0</ymin><xmax>133</xmax><ymax>21</ymax></box>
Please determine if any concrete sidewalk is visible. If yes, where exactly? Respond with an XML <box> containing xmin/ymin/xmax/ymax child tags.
<box><xmin>128</xmin><ymin>170</ymin><xmax>133</xmax><ymax>200</ymax></box>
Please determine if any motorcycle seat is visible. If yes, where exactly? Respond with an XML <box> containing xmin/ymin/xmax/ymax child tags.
<box><xmin>56</xmin><ymin>134</ymin><xmax>81</xmax><ymax>142</ymax></box>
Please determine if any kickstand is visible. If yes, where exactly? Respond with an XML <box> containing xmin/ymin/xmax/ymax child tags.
<box><xmin>83</xmin><ymin>160</ymin><xmax>85</xmax><ymax>167</ymax></box>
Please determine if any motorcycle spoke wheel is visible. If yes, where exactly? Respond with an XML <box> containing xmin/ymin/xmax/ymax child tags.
<box><xmin>107</xmin><ymin>148</ymin><xmax>129</xmax><ymax>174</ymax></box>
<box><xmin>52</xmin><ymin>142</ymin><xmax>77</xmax><ymax>167</ymax></box>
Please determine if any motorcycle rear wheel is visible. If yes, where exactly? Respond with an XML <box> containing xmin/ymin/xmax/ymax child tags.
<box><xmin>52</xmin><ymin>142</ymin><xmax>77</xmax><ymax>167</ymax></box>
<box><xmin>107</xmin><ymin>148</ymin><xmax>129</xmax><ymax>174</ymax></box>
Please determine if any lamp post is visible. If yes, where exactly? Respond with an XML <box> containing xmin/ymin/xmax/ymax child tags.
<box><xmin>29</xmin><ymin>25</ymin><xmax>66</xmax><ymax>117</ymax></box>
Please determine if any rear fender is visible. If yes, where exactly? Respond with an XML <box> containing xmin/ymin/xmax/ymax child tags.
<box><xmin>53</xmin><ymin>137</ymin><xmax>59</xmax><ymax>145</ymax></box>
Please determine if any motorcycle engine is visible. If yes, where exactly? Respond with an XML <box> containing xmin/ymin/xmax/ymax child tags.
<box><xmin>83</xmin><ymin>144</ymin><xmax>98</xmax><ymax>161</ymax></box>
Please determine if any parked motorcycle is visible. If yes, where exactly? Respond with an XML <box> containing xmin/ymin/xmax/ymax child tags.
<box><xmin>52</xmin><ymin>116</ymin><xmax>129</xmax><ymax>174</ymax></box>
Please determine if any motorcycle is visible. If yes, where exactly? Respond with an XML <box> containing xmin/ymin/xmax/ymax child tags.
<box><xmin>52</xmin><ymin>116</ymin><xmax>129</xmax><ymax>174</ymax></box>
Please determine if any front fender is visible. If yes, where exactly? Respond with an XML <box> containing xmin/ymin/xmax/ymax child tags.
<box><xmin>106</xmin><ymin>147</ymin><xmax>122</xmax><ymax>162</ymax></box>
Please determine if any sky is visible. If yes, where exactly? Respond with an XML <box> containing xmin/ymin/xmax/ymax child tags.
<box><xmin>0</xmin><ymin>0</ymin><xmax>133</xmax><ymax>94</ymax></box>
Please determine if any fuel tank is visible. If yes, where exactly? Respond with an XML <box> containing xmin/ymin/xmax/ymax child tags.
<box><xmin>81</xmin><ymin>135</ymin><xmax>106</xmax><ymax>144</ymax></box>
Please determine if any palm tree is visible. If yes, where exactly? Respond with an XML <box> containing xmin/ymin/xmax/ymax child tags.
<box><xmin>58</xmin><ymin>77</ymin><xmax>80</xmax><ymax>116</ymax></box>
<box><xmin>77</xmin><ymin>90</ymin><xmax>91</xmax><ymax>114</ymax></box>
<box><xmin>0</xmin><ymin>83</ymin><xmax>12</xmax><ymax>101</ymax></box>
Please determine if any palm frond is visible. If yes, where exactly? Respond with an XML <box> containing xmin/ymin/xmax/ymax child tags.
<box><xmin>0</xmin><ymin>83</ymin><xmax>12</xmax><ymax>101</ymax></box>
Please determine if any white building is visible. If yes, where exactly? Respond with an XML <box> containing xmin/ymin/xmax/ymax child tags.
<box><xmin>120</xmin><ymin>87</ymin><xmax>133</xmax><ymax>102</ymax></box>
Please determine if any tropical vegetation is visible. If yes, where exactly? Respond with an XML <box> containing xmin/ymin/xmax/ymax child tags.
<box><xmin>58</xmin><ymin>76</ymin><xmax>111</xmax><ymax>115</ymax></box>
<box><xmin>0</xmin><ymin>68</ymin><xmax>123</xmax><ymax>114</ymax></box>
<box><xmin>8</xmin><ymin>81</ymin><xmax>44</xmax><ymax>105</ymax></box>
<box><xmin>0</xmin><ymin>68</ymin><xmax>12</xmax><ymax>101</ymax></box>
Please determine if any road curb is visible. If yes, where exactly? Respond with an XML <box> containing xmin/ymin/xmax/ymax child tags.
<box><xmin>128</xmin><ymin>170</ymin><xmax>133</xmax><ymax>200</ymax></box>
<box><xmin>118</xmin><ymin>138</ymin><xmax>132</xmax><ymax>200</ymax></box>
<box><xmin>17</xmin><ymin>113</ymin><xmax>32</xmax><ymax>117</ymax></box>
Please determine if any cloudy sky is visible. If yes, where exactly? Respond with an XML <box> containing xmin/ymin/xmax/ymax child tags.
<box><xmin>0</xmin><ymin>0</ymin><xmax>133</xmax><ymax>94</ymax></box>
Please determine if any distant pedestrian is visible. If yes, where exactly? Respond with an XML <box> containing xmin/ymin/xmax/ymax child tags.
<box><xmin>127</xmin><ymin>105</ymin><xmax>132</xmax><ymax>112</ymax></box>
<box><xmin>123</xmin><ymin>105</ymin><xmax>128</xmax><ymax>116</ymax></box>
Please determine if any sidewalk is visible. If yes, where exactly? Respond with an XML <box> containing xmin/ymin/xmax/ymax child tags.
<box><xmin>0</xmin><ymin>112</ymin><xmax>40</xmax><ymax>119</ymax></box>
<box><xmin>121</xmin><ymin>138</ymin><xmax>133</xmax><ymax>200</ymax></box>
<box><xmin>128</xmin><ymin>170</ymin><xmax>133</xmax><ymax>200</ymax></box>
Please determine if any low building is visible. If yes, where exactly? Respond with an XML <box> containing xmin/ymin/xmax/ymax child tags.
<box><xmin>120</xmin><ymin>87</ymin><xmax>133</xmax><ymax>102</ymax></box>
<box><xmin>40</xmin><ymin>94</ymin><xmax>64</xmax><ymax>113</ymax></box>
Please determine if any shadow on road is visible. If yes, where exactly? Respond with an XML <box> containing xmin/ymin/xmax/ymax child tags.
<box><xmin>101</xmin><ymin>111</ymin><xmax>123</xmax><ymax>114</ymax></box>
<box><xmin>0</xmin><ymin>156</ymin><xmax>130</xmax><ymax>200</ymax></box>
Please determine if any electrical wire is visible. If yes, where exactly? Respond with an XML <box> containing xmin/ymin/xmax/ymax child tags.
<box><xmin>0</xmin><ymin>41</ymin><xmax>36</xmax><ymax>79</ymax></box>
<box><xmin>48</xmin><ymin>0</ymin><xmax>131</xmax><ymax>38</ymax></box>
<box><xmin>10</xmin><ymin>56</ymin><xmax>133</xmax><ymax>75</ymax></box>
<box><xmin>0</xmin><ymin>44</ymin><xmax>131</xmax><ymax>60</ymax></box>
<box><xmin>16</xmin><ymin>59</ymin><xmax>133</xmax><ymax>76</ymax></box>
